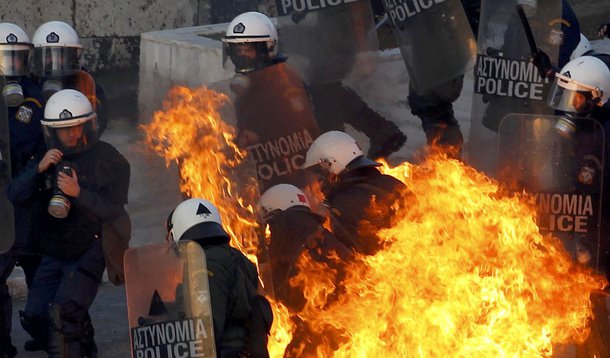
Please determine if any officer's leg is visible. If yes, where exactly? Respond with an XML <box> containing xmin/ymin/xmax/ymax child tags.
<box><xmin>408</xmin><ymin>76</ymin><xmax>464</xmax><ymax>155</ymax></box>
<box><xmin>50</xmin><ymin>241</ymin><xmax>105</xmax><ymax>357</ymax></box>
<box><xmin>17</xmin><ymin>253</ymin><xmax>43</xmax><ymax>288</ymax></box>
<box><xmin>336</xmin><ymin>85</ymin><xmax>406</xmax><ymax>159</ymax></box>
<box><xmin>21</xmin><ymin>255</ymin><xmax>63</xmax><ymax>352</ymax></box>
<box><xmin>0</xmin><ymin>248</ymin><xmax>17</xmax><ymax>357</ymax></box>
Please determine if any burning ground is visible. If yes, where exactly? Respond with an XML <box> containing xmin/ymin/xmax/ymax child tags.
<box><xmin>143</xmin><ymin>85</ymin><xmax>608</xmax><ymax>357</ymax></box>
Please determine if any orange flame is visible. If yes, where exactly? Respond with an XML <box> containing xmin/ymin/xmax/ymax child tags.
<box><xmin>287</xmin><ymin>152</ymin><xmax>607</xmax><ymax>357</ymax></box>
<box><xmin>142</xmin><ymin>86</ymin><xmax>260</xmax><ymax>253</ymax></box>
<box><xmin>144</xmin><ymin>86</ymin><xmax>607</xmax><ymax>357</ymax></box>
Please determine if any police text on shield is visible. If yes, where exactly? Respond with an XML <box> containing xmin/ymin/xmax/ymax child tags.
<box><xmin>131</xmin><ymin>317</ymin><xmax>212</xmax><ymax>358</ymax></box>
<box><xmin>475</xmin><ymin>55</ymin><xmax>548</xmax><ymax>100</ymax></box>
<box><xmin>383</xmin><ymin>0</ymin><xmax>446</xmax><ymax>26</ymax></box>
<box><xmin>277</xmin><ymin>0</ymin><xmax>357</xmax><ymax>16</ymax></box>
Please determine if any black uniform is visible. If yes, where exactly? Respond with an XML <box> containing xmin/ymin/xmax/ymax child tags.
<box><xmin>191</xmin><ymin>235</ymin><xmax>264</xmax><ymax>357</ymax></box>
<box><xmin>7</xmin><ymin>140</ymin><xmax>130</xmax><ymax>356</ymax></box>
<box><xmin>265</xmin><ymin>206</ymin><xmax>352</xmax><ymax>357</ymax></box>
<box><xmin>324</xmin><ymin>166</ymin><xmax>407</xmax><ymax>255</ymax></box>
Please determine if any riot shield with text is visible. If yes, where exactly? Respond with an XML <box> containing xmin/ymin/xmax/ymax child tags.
<box><xmin>467</xmin><ymin>0</ymin><xmax>565</xmax><ymax>174</ymax></box>
<box><xmin>0</xmin><ymin>74</ymin><xmax>14</xmax><ymax>253</ymax></box>
<box><xmin>497</xmin><ymin>114</ymin><xmax>605</xmax><ymax>270</ymax></box>
<box><xmin>211</xmin><ymin>63</ymin><xmax>321</xmax><ymax>192</ymax></box>
<box><xmin>274</xmin><ymin>0</ymin><xmax>379</xmax><ymax>85</ymax></box>
<box><xmin>380</xmin><ymin>0</ymin><xmax>476</xmax><ymax>93</ymax></box>
<box><xmin>124</xmin><ymin>241</ymin><xmax>216</xmax><ymax>358</ymax></box>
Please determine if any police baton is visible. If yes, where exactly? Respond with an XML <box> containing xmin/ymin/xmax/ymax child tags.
<box><xmin>516</xmin><ymin>4</ymin><xmax>539</xmax><ymax>55</ymax></box>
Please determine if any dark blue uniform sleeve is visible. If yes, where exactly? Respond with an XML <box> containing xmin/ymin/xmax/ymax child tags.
<box><xmin>6</xmin><ymin>161</ymin><xmax>41</xmax><ymax>205</ymax></box>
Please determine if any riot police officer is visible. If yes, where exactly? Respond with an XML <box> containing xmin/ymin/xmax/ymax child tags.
<box><xmin>303</xmin><ymin>131</ymin><xmax>408</xmax><ymax>256</ymax></box>
<box><xmin>30</xmin><ymin>21</ymin><xmax>108</xmax><ymax>137</ymax></box>
<box><xmin>259</xmin><ymin>183</ymin><xmax>352</xmax><ymax>356</ymax></box>
<box><xmin>546</xmin><ymin>55</ymin><xmax>610</xmax><ymax>355</ymax></box>
<box><xmin>166</xmin><ymin>198</ymin><xmax>271</xmax><ymax>357</ymax></box>
<box><xmin>0</xmin><ymin>22</ymin><xmax>44</xmax><ymax>358</ymax></box>
<box><xmin>7</xmin><ymin>89</ymin><xmax>130</xmax><ymax>357</ymax></box>
<box><xmin>221</xmin><ymin>11</ymin><xmax>321</xmax><ymax>191</ymax></box>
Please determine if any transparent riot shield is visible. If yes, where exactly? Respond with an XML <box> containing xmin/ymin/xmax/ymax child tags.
<box><xmin>497</xmin><ymin>114</ymin><xmax>605</xmax><ymax>270</ymax></box>
<box><xmin>274</xmin><ymin>0</ymin><xmax>379</xmax><ymax>85</ymax></box>
<box><xmin>0</xmin><ymin>74</ymin><xmax>14</xmax><ymax>253</ymax></box>
<box><xmin>124</xmin><ymin>241</ymin><xmax>216</xmax><ymax>358</ymax></box>
<box><xmin>467</xmin><ymin>0</ymin><xmax>564</xmax><ymax>174</ymax></box>
<box><xmin>40</xmin><ymin>69</ymin><xmax>97</xmax><ymax>108</ymax></box>
<box><xmin>209</xmin><ymin>65</ymin><xmax>321</xmax><ymax>192</ymax></box>
<box><xmin>380</xmin><ymin>0</ymin><xmax>476</xmax><ymax>93</ymax></box>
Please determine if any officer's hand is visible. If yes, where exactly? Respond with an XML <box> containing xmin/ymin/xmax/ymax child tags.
<box><xmin>38</xmin><ymin>149</ymin><xmax>63</xmax><ymax>173</ymax></box>
<box><xmin>58</xmin><ymin>169</ymin><xmax>80</xmax><ymax>198</ymax></box>
<box><xmin>598</xmin><ymin>22</ymin><xmax>610</xmax><ymax>39</ymax></box>
<box><xmin>530</xmin><ymin>49</ymin><xmax>555</xmax><ymax>79</ymax></box>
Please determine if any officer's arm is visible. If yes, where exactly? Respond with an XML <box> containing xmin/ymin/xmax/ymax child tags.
<box><xmin>6</xmin><ymin>159</ymin><xmax>42</xmax><ymax>205</ymax></box>
<box><xmin>75</xmin><ymin>152</ymin><xmax>130</xmax><ymax>222</ymax></box>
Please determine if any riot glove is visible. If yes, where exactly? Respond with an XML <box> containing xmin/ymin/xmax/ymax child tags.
<box><xmin>531</xmin><ymin>49</ymin><xmax>556</xmax><ymax>79</ymax></box>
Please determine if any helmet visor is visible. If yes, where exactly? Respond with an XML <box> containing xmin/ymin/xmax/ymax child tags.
<box><xmin>222</xmin><ymin>42</ymin><xmax>269</xmax><ymax>73</ymax></box>
<box><xmin>32</xmin><ymin>47</ymin><xmax>81</xmax><ymax>77</ymax></box>
<box><xmin>547</xmin><ymin>80</ymin><xmax>593</xmax><ymax>113</ymax></box>
<box><xmin>0</xmin><ymin>46</ymin><xmax>31</xmax><ymax>76</ymax></box>
<box><xmin>42</xmin><ymin>115</ymin><xmax>98</xmax><ymax>154</ymax></box>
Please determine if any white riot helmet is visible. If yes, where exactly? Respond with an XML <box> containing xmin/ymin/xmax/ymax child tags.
<box><xmin>0</xmin><ymin>23</ymin><xmax>32</xmax><ymax>106</ymax></box>
<box><xmin>570</xmin><ymin>34</ymin><xmax>592</xmax><ymax>60</ymax></box>
<box><xmin>167</xmin><ymin>198</ymin><xmax>229</xmax><ymax>242</ymax></box>
<box><xmin>303</xmin><ymin>131</ymin><xmax>380</xmax><ymax>175</ymax></box>
<box><xmin>548</xmin><ymin>56</ymin><xmax>610</xmax><ymax>114</ymax></box>
<box><xmin>222</xmin><ymin>12</ymin><xmax>278</xmax><ymax>73</ymax></box>
<box><xmin>0</xmin><ymin>23</ymin><xmax>32</xmax><ymax>77</ymax></box>
<box><xmin>31</xmin><ymin>21</ymin><xmax>82</xmax><ymax>76</ymax></box>
<box><xmin>41</xmin><ymin>89</ymin><xmax>98</xmax><ymax>154</ymax></box>
<box><xmin>259</xmin><ymin>184</ymin><xmax>311</xmax><ymax>219</ymax></box>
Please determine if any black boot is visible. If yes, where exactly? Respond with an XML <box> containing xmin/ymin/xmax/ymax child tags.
<box><xmin>0</xmin><ymin>337</ymin><xmax>17</xmax><ymax>358</ymax></box>
<box><xmin>19</xmin><ymin>311</ymin><xmax>48</xmax><ymax>352</ymax></box>
<box><xmin>80</xmin><ymin>313</ymin><xmax>97</xmax><ymax>357</ymax></box>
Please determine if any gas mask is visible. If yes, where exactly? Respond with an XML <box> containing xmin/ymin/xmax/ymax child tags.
<box><xmin>41</xmin><ymin>79</ymin><xmax>64</xmax><ymax>101</ymax></box>
<box><xmin>48</xmin><ymin>161</ymin><xmax>75</xmax><ymax>219</ymax></box>
<box><xmin>2</xmin><ymin>79</ymin><xmax>24</xmax><ymax>107</ymax></box>
<box><xmin>554</xmin><ymin>114</ymin><xmax>578</xmax><ymax>138</ymax></box>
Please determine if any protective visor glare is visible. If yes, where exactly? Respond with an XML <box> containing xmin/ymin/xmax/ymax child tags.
<box><xmin>547</xmin><ymin>80</ymin><xmax>592</xmax><ymax>114</ymax></box>
<box><xmin>31</xmin><ymin>47</ymin><xmax>81</xmax><ymax>77</ymax></box>
<box><xmin>222</xmin><ymin>42</ymin><xmax>268</xmax><ymax>73</ymax></box>
<box><xmin>0</xmin><ymin>46</ymin><xmax>31</xmax><ymax>76</ymax></box>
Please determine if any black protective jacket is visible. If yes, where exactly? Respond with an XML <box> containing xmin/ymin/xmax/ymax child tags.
<box><xmin>266</xmin><ymin>207</ymin><xmax>352</xmax><ymax>311</ymax></box>
<box><xmin>7</xmin><ymin>141</ymin><xmax>130</xmax><ymax>259</ymax></box>
<box><xmin>325</xmin><ymin>166</ymin><xmax>407</xmax><ymax>255</ymax></box>
<box><xmin>196</xmin><ymin>238</ymin><xmax>259</xmax><ymax>354</ymax></box>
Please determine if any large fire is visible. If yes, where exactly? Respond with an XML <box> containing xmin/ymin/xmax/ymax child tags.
<box><xmin>143</xmin><ymin>86</ymin><xmax>608</xmax><ymax>357</ymax></box>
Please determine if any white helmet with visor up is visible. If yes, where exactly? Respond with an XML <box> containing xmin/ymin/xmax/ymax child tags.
<box><xmin>547</xmin><ymin>55</ymin><xmax>610</xmax><ymax>114</ymax></box>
